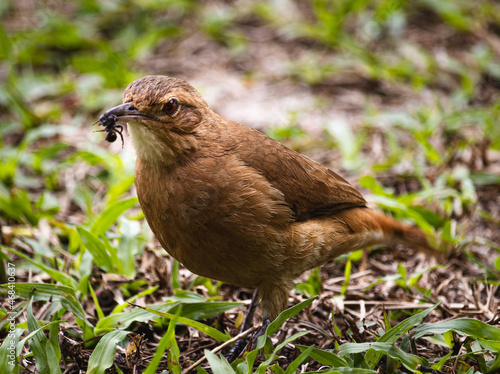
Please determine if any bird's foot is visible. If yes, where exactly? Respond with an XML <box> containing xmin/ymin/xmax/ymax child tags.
<box><xmin>225</xmin><ymin>336</ymin><xmax>251</xmax><ymax>362</ymax></box>
<box><xmin>250</xmin><ymin>318</ymin><xmax>270</xmax><ymax>348</ymax></box>
<box><xmin>225</xmin><ymin>318</ymin><xmax>271</xmax><ymax>362</ymax></box>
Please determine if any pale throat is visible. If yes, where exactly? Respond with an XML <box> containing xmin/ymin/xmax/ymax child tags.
<box><xmin>127</xmin><ymin>121</ymin><xmax>198</xmax><ymax>166</ymax></box>
<box><xmin>128</xmin><ymin>122</ymin><xmax>167</xmax><ymax>164</ymax></box>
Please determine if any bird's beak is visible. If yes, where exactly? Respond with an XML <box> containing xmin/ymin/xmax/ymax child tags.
<box><xmin>99</xmin><ymin>102</ymin><xmax>146</xmax><ymax>123</ymax></box>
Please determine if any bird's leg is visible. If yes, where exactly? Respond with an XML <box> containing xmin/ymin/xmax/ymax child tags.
<box><xmin>250</xmin><ymin>316</ymin><xmax>271</xmax><ymax>348</ymax></box>
<box><xmin>225</xmin><ymin>289</ymin><xmax>258</xmax><ymax>361</ymax></box>
<box><xmin>240</xmin><ymin>289</ymin><xmax>259</xmax><ymax>333</ymax></box>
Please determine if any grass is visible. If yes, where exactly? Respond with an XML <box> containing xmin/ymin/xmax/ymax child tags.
<box><xmin>1</xmin><ymin>0</ymin><xmax>500</xmax><ymax>373</ymax></box>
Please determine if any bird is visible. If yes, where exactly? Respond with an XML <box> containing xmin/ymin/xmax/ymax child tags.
<box><xmin>98</xmin><ymin>75</ymin><xmax>432</xmax><ymax>342</ymax></box>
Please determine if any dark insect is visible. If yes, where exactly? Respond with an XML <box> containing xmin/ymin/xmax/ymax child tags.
<box><xmin>93</xmin><ymin>113</ymin><xmax>124</xmax><ymax>147</ymax></box>
<box><xmin>105</xmin><ymin>131</ymin><xmax>117</xmax><ymax>143</ymax></box>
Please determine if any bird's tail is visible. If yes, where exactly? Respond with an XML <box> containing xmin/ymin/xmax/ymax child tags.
<box><xmin>346</xmin><ymin>207</ymin><xmax>435</xmax><ymax>252</ymax></box>
<box><xmin>291</xmin><ymin>207</ymin><xmax>436</xmax><ymax>273</ymax></box>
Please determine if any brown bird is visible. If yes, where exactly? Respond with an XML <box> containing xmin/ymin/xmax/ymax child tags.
<box><xmin>99</xmin><ymin>75</ymin><xmax>432</xmax><ymax>335</ymax></box>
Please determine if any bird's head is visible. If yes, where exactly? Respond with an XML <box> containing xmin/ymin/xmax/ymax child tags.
<box><xmin>100</xmin><ymin>75</ymin><xmax>209</xmax><ymax>164</ymax></box>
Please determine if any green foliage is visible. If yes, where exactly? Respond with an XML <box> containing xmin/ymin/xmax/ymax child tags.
<box><xmin>260</xmin><ymin>303</ymin><xmax>500</xmax><ymax>373</ymax></box>
<box><xmin>0</xmin><ymin>327</ymin><xmax>23</xmax><ymax>374</ymax></box>
<box><xmin>366</xmin><ymin>263</ymin><xmax>444</xmax><ymax>293</ymax></box>
<box><xmin>94</xmin><ymin>298</ymin><xmax>240</xmax><ymax>337</ymax></box>
<box><xmin>203</xmin><ymin>297</ymin><xmax>318</xmax><ymax>374</ymax></box>
<box><xmin>144</xmin><ymin>308</ymin><xmax>181</xmax><ymax>374</ymax></box>
<box><xmin>414</xmin><ymin>318</ymin><xmax>500</xmax><ymax>346</ymax></box>
<box><xmin>26</xmin><ymin>299</ymin><xmax>62</xmax><ymax>374</ymax></box>
<box><xmin>295</xmin><ymin>268</ymin><xmax>322</xmax><ymax>296</ymax></box>
<box><xmin>87</xmin><ymin>330</ymin><xmax>131</xmax><ymax>374</ymax></box>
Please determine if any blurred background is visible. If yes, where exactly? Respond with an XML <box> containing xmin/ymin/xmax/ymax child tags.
<box><xmin>2</xmin><ymin>0</ymin><xmax>500</xmax><ymax>372</ymax></box>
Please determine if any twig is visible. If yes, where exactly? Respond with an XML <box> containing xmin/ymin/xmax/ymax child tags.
<box><xmin>340</xmin><ymin>300</ymin><xmax>480</xmax><ymax>311</ymax></box>
<box><xmin>181</xmin><ymin>325</ymin><xmax>259</xmax><ymax>374</ymax></box>
<box><xmin>452</xmin><ymin>335</ymin><xmax>470</xmax><ymax>373</ymax></box>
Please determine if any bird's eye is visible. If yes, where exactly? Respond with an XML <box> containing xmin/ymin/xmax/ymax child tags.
<box><xmin>162</xmin><ymin>98</ymin><xmax>179</xmax><ymax>115</ymax></box>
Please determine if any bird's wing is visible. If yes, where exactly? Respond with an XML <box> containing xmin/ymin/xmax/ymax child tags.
<box><xmin>230</xmin><ymin>123</ymin><xmax>367</xmax><ymax>221</ymax></box>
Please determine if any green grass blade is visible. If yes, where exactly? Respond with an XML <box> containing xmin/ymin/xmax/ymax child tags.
<box><xmin>1</xmin><ymin>282</ymin><xmax>95</xmax><ymax>339</ymax></box>
<box><xmin>95</xmin><ymin>303</ymin><xmax>181</xmax><ymax>334</ymax></box>
<box><xmin>413</xmin><ymin>318</ymin><xmax>500</xmax><ymax>343</ymax></box>
<box><xmin>26</xmin><ymin>298</ymin><xmax>62</xmax><ymax>374</ymax></box>
<box><xmin>0</xmin><ymin>283</ymin><xmax>75</xmax><ymax>300</ymax></box>
<box><xmin>302</xmin><ymin>369</ymin><xmax>376</xmax><ymax>374</ymax></box>
<box><xmin>133</xmin><ymin>304</ymin><xmax>230</xmax><ymax>342</ymax></box>
<box><xmin>249</xmin><ymin>296</ymin><xmax>318</xmax><ymax>357</ymax></box>
<box><xmin>116</xmin><ymin>218</ymin><xmax>142</xmax><ymax>278</ymax></box>
<box><xmin>256</xmin><ymin>331</ymin><xmax>310</xmax><ymax>374</ymax></box>
<box><xmin>166</xmin><ymin>311</ymin><xmax>182</xmax><ymax>374</ymax></box>
<box><xmin>17</xmin><ymin>320</ymin><xmax>60</xmax><ymax>360</ymax></box>
<box><xmin>77</xmin><ymin>227</ymin><xmax>115</xmax><ymax>272</ymax></box>
<box><xmin>242</xmin><ymin>331</ymin><xmax>312</xmax><ymax>373</ymax></box>
<box><xmin>90</xmin><ymin>197</ymin><xmax>138</xmax><ymax>235</ymax></box>
<box><xmin>0</xmin><ymin>327</ymin><xmax>23</xmax><ymax>373</ymax></box>
<box><xmin>1</xmin><ymin>283</ymin><xmax>89</xmax><ymax>325</ymax></box>
<box><xmin>295</xmin><ymin>345</ymin><xmax>349</xmax><ymax>367</ymax></box>
<box><xmin>487</xmin><ymin>353</ymin><xmax>500</xmax><ymax>374</ymax></box>
<box><xmin>111</xmin><ymin>286</ymin><xmax>159</xmax><ymax>314</ymax></box>
<box><xmin>284</xmin><ymin>345</ymin><xmax>313</xmax><ymax>374</ymax></box>
<box><xmin>49</xmin><ymin>311</ymin><xmax>63</xmax><ymax>363</ymax></box>
<box><xmin>341</xmin><ymin>258</ymin><xmax>352</xmax><ymax>296</ymax></box>
<box><xmin>1</xmin><ymin>246</ymin><xmax>77</xmax><ymax>288</ymax></box>
<box><xmin>205</xmin><ymin>350</ymin><xmax>236</xmax><ymax>374</ymax></box>
<box><xmin>266</xmin><ymin>296</ymin><xmax>318</xmax><ymax>337</ymax></box>
<box><xmin>339</xmin><ymin>342</ymin><xmax>428</xmax><ymax>371</ymax></box>
<box><xmin>167</xmin><ymin>301</ymin><xmax>243</xmax><ymax>321</ymax></box>
<box><xmin>87</xmin><ymin>330</ymin><xmax>130</xmax><ymax>374</ymax></box>
<box><xmin>364</xmin><ymin>303</ymin><xmax>438</xmax><ymax>368</ymax></box>
<box><xmin>88</xmin><ymin>282</ymin><xmax>105</xmax><ymax>321</ymax></box>
<box><xmin>144</xmin><ymin>308</ymin><xmax>181</xmax><ymax>374</ymax></box>
<box><xmin>77</xmin><ymin>227</ymin><xmax>125</xmax><ymax>275</ymax></box>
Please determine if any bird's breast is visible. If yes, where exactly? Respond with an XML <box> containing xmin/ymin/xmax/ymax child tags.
<box><xmin>134</xmin><ymin>155</ymin><xmax>294</xmax><ymax>287</ymax></box>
